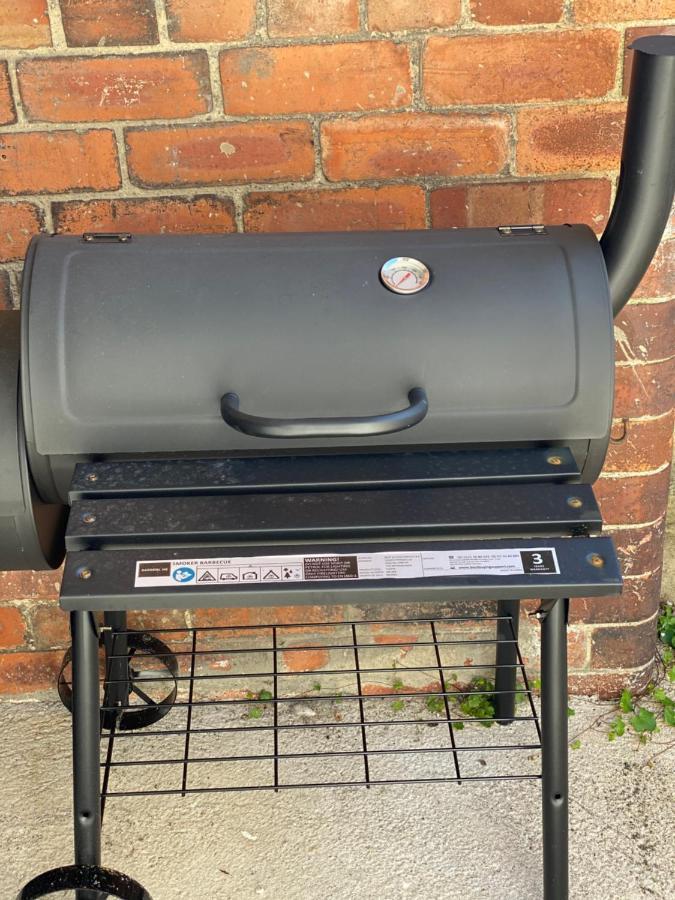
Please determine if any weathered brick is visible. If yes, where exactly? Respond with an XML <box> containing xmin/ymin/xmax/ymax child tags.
<box><xmin>0</xmin><ymin>131</ymin><xmax>120</xmax><ymax>196</ymax></box>
<box><xmin>0</xmin><ymin>270</ymin><xmax>11</xmax><ymax>309</ymax></box>
<box><xmin>268</xmin><ymin>0</ymin><xmax>359</xmax><ymax>36</ymax></box>
<box><xmin>424</xmin><ymin>31</ymin><xmax>619</xmax><ymax>106</ymax></box>
<box><xmin>615</xmin><ymin>300</ymin><xmax>675</xmax><ymax>363</ymax></box>
<box><xmin>30</xmin><ymin>605</ymin><xmax>70</xmax><ymax>649</ymax></box>
<box><xmin>613</xmin><ymin>359</ymin><xmax>675</xmax><ymax>418</ymax></box>
<box><xmin>430</xmin><ymin>178</ymin><xmax>611</xmax><ymax>231</ymax></box>
<box><xmin>18</xmin><ymin>54</ymin><xmax>211</xmax><ymax>123</ymax></box>
<box><xmin>0</xmin><ymin>607</ymin><xmax>27</xmax><ymax>649</ymax></box>
<box><xmin>244</xmin><ymin>185</ymin><xmax>426</xmax><ymax>232</ymax></box>
<box><xmin>570</xmin><ymin>578</ymin><xmax>660</xmax><ymax>625</ymax></box>
<box><xmin>517</xmin><ymin>103</ymin><xmax>625</xmax><ymax>175</ymax></box>
<box><xmin>0</xmin><ymin>650</ymin><xmax>63</xmax><ymax>694</ymax></box>
<box><xmin>575</xmin><ymin>1</ymin><xmax>675</xmax><ymax>23</ymax></box>
<box><xmin>127</xmin><ymin>610</ymin><xmax>189</xmax><ymax>632</ymax></box>
<box><xmin>0</xmin><ymin>62</ymin><xmax>15</xmax><ymax>125</ymax></box>
<box><xmin>0</xmin><ymin>202</ymin><xmax>45</xmax><ymax>262</ymax></box>
<box><xmin>281</xmin><ymin>645</ymin><xmax>330</xmax><ymax>673</ymax></box>
<box><xmin>125</xmin><ymin>121</ymin><xmax>314</xmax><ymax>188</ymax></box>
<box><xmin>166</xmin><ymin>0</ymin><xmax>257</xmax><ymax>42</ymax></box>
<box><xmin>611</xmin><ymin>520</ymin><xmax>667</xmax><ymax>578</ymax></box>
<box><xmin>0</xmin><ymin>1</ymin><xmax>50</xmax><ymax>49</ymax></box>
<box><xmin>568</xmin><ymin>666</ymin><xmax>653</xmax><ymax>700</ymax></box>
<box><xmin>634</xmin><ymin>239</ymin><xmax>675</xmax><ymax>299</ymax></box>
<box><xmin>193</xmin><ymin>606</ymin><xmax>345</xmax><ymax>630</ymax></box>
<box><xmin>322</xmin><ymin>113</ymin><xmax>509</xmax><ymax>181</ymax></box>
<box><xmin>595</xmin><ymin>468</ymin><xmax>671</xmax><ymax>526</ymax></box>
<box><xmin>0</xmin><ymin>570</ymin><xmax>61</xmax><ymax>603</ymax></box>
<box><xmin>605</xmin><ymin>412</ymin><xmax>674</xmax><ymax>474</ymax></box>
<box><xmin>470</xmin><ymin>0</ymin><xmax>563</xmax><ymax>25</ymax></box>
<box><xmin>623</xmin><ymin>26</ymin><xmax>675</xmax><ymax>94</ymax></box>
<box><xmin>590</xmin><ymin>617</ymin><xmax>657</xmax><ymax>670</ymax></box>
<box><xmin>220</xmin><ymin>42</ymin><xmax>411</xmax><ymax>115</ymax></box>
<box><xmin>368</xmin><ymin>0</ymin><xmax>461</xmax><ymax>31</ymax></box>
<box><xmin>53</xmin><ymin>195</ymin><xmax>236</xmax><ymax>235</ymax></box>
<box><xmin>60</xmin><ymin>0</ymin><xmax>158</xmax><ymax>47</ymax></box>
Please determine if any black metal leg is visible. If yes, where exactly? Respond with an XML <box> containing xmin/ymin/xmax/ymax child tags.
<box><xmin>103</xmin><ymin>611</ymin><xmax>130</xmax><ymax>708</ymax></box>
<box><xmin>494</xmin><ymin>598</ymin><xmax>520</xmax><ymax>724</ymax></box>
<box><xmin>71</xmin><ymin>611</ymin><xmax>102</xmax><ymax>900</ymax></box>
<box><xmin>541</xmin><ymin>598</ymin><xmax>569</xmax><ymax>900</ymax></box>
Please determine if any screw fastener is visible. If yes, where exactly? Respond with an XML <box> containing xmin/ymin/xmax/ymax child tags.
<box><xmin>567</xmin><ymin>497</ymin><xmax>583</xmax><ymax>509</ymax></box>
<box><xmin>86</xmin><ymin>473</ymin><xmax>98</xmax><ymax>483</ymax></box>
<box><xmin>78</xmin><ymin>568</ymin><xmax>93</xmax><ymax>580</ymax></box>
<box><xmin>589</xmin><ymin>554</ymin><xmax>605</xmax><ymax>568</ymax></box>
<box><xmin>82</xmin><ymin>513</ymin><xmax>96</xmax><ymax>525</ymax></box>
<box><xmin>547</xmin><ymin>455</ymin><xmax>563</xmax><ymax>466</ymax></box>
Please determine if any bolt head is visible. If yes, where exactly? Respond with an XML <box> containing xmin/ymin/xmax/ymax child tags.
<box><xmin>567</xmin><ymin>497</ymin><xmax>583</xmax><ymax>509</ymax></box>
<box><xmin>547</xmin><ymin>455</ymin><xmax>563</xmax><ymax>466</ymax></box>
<box><xmin>77</xmin><ymin>567</ymin><xmax>93</xmax><ymax>580</ymax></box>
<box><xmin>82</xmin><ymin>513</ymin><xmax>96</xmax><ymax>525</ymax></box>
<box><xmin>86</xmin><ymin>472</ymin><xmax>98</xmax><ymax>483</ymax></box>
<box><xmin>589</xmin><ymin>554</ymin><xmax>605</xmax><ymax>568</ymax></box>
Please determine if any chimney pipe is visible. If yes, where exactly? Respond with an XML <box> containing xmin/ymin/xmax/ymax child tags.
<box><xmin>600</xmin><ymin>35</ymin><xmax>675</xmax><ymax>318</ymax></box>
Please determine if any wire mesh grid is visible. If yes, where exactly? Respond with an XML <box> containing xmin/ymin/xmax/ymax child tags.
<box><xmin>95</xmin><ymin>613</ymin><xmax>542</xmax><ymax>803</ymax></box>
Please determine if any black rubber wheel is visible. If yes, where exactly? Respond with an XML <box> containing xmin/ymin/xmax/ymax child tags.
<box><xmin>16</xmin><ymin>864</ymin><xmax>152</xmax><ymax>899</ymax></box>
<box><xmin>58</xmin><ymin>631</ymin><xmax>178</xmax><ymax>731</ymax></box>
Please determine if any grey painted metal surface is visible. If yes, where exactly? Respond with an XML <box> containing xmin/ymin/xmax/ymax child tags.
<box><xmin>0</xmin><ymin>311</ymin><xmax>65</xmax><ymax>570</ymax></box>
<box><xmin>21</xmin><ymin>225</ymin><xmax>613</xmax><ymax>502</ymax></box>
<box><xmin>59</xmin><ymin>536</ymin><xmax>621</xmax><ymax>611</ymax></box>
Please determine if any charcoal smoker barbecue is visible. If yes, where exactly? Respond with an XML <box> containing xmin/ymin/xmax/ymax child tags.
<box><xmin>4</xmin><ymin>36</ymin><xmax>675</xmax><ymax>900</ymax></box>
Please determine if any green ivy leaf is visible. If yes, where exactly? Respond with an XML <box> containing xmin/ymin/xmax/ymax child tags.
<box><xmin>570</xmin><ymin>738</ymin><xmax>581</xmax><ymax>750</ymax></box>
<box><xmin>608</xmin><ymin>715</ymin><xmax>625</xmax><ymax>741</ymax></box>
<box><xmin>391</xmin><ymin>699</ymin><xmax>406</xmax><ymax>713</ymax></box>
<box><xmin>630</xmin><ymin>707</ymin><xmax>657</xmax><ymax>734</ymax></box>
<box><xmin>567</xmin><ymin>706</ymin><xmax>575</xmax><ymax>718</ymax></box>
<box><xmin>619</xmin><ymin>689</ymin><xmax>634</xmax><ymax>713</ymax></box>
<box><xmin>664</xmin><ymin>705</ymin><xmax>675</xmax><ymax>728</ymax></box>
<box><xmin>248</xmin><ymin>706</ymin><xmax>263</xmax><ymax>719</ymax></box>
<box><xmin>258</xmin><ymin>689</ymin><xmax>273</xmax><ymax>702</ymax></box>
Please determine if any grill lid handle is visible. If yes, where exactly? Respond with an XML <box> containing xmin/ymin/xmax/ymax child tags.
<box><xmin>220</xmin><ymin>388</ymin><xmax>429</xmax><ymax>439</ymax></box>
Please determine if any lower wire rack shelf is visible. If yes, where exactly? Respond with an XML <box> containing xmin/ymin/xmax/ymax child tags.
<box><xmin>94</xmin><ymin>612</ymin><xmax>542</xmax><ymax>803</ymax></box>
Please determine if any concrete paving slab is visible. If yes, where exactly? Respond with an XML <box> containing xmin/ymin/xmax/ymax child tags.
<box><xmin>1</xmin><ymin>692</ymin><xmax>673</xmax><ymax>899</ymax></box>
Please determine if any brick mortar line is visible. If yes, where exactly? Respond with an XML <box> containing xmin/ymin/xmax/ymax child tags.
<box><xmin>607</xmin><ymin>513</ymin><xmax>666</xmax><ymax>531</ymax></box>
<box><xmin>1</xmin><ymin>18</ymin><xmax>673</xmax><ymax>65</ymax></box>
<box><xmin>358</xmin><ymin>0</ymin><xmax>368</xmax><ymax>33</ymax></box>
<box><xmin>206</xmin><ymin>47</ymin><xmax>226</xmax><ymax>117</ymax></box>
<box><xmin>0</xmin><ymin>95</ymin><xmax>635</xmax><ymax>131</ymax></box>
<box><xmin>0</xmin><ymin>170</ymin><xmax>632</xmax><ymax>202</ymax></box>
<box><xmin>615</xmin><ymin>355</ymin><xmax>675</xmax><ymax>367</ymax></box>
<box><xmin>600</xmin><ymin>460</ymin><xmax>671</xmax><ymax>478</ymax></box>
<box><xmin>310</xmin><ymin>118</ymin><xmax>325</xmax><ymax>183</ymax></box>
<box><xmin>44</xmin><ymin>0</ymin><xmax>66</xmax><ymax>50</ymax></box>
<box><xmin>112</xmin><ymin>126</ymin><xmax>132</xmax><ymax>190</ymax></box>
<box><xmin>0</xmin><ymin>174</ymin><xmax>622</xmax><ymax>207</ymax></box>
<box><xmin>154</xmin><ymin>0</ymin><xmax>170</xmax><ymax>44</ymax></box>
<box><xmin>4</xmin><ymin>61</ymin><xmax>25</xmax><ymax>126</ymax></box>
<box><xmin>612</xmin><ymin>410</ymin><xmax>675</xmax><ymax>423</ymax></box>
<box><xmin>0</xmin><ymin>21</ymin><xmax>667</xmax><ymax>60</ymax></box>
<box><xmin>586</xmin><ymin>609</ymin><xmax>660</xmax><ymax>632</ymax></box>
<box><xmin>256</xmin><ymin>0</ymin><xmax>270</xmax><ymax>39</ymax></box>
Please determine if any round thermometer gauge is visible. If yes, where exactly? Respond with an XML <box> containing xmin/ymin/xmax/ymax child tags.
<box><xmin>380</xmin><ymin>257</ymin><xmax>431</xmax><ymax>294</ymax></box>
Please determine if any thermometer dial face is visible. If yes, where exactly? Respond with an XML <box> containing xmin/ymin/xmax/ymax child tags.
<box><xmin>380</xmin><ymin>257</ymin><xmax>431</xmax><ymax>294</ymax></box>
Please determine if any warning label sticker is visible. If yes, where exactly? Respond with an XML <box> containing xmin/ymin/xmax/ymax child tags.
<box><xmin>134</xmin><ymin>547</ymin><xmax>560</xmax><ymax>588</ymax></box>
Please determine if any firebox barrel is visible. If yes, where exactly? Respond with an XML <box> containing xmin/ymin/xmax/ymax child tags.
<box><xmin>601</xmin><ymin>35</ymin><xmax>675</xmax><ymax>317</ymax></box>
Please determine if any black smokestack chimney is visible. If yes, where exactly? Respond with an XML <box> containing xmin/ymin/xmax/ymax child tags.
<box><xmin>600</xmin><ymin>35</ymin><xmax>675</xmax><ymax>317</ymax></box>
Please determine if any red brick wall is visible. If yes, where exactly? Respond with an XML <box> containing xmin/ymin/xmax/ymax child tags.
<box><xmin>0</xmin><ymin>1</ymin><xmax>673</xmax><ymax>697</ymax></box>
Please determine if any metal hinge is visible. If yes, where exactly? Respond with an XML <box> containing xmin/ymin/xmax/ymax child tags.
<box><xmin>82</xmin><ymin>232</ymin><xmax>132</xmax><ymax>244</ymax></box>
<box><xmin>497</xmin><ymin>225</ymin><xmax>547</xmax><ymax>236</ymax></box>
